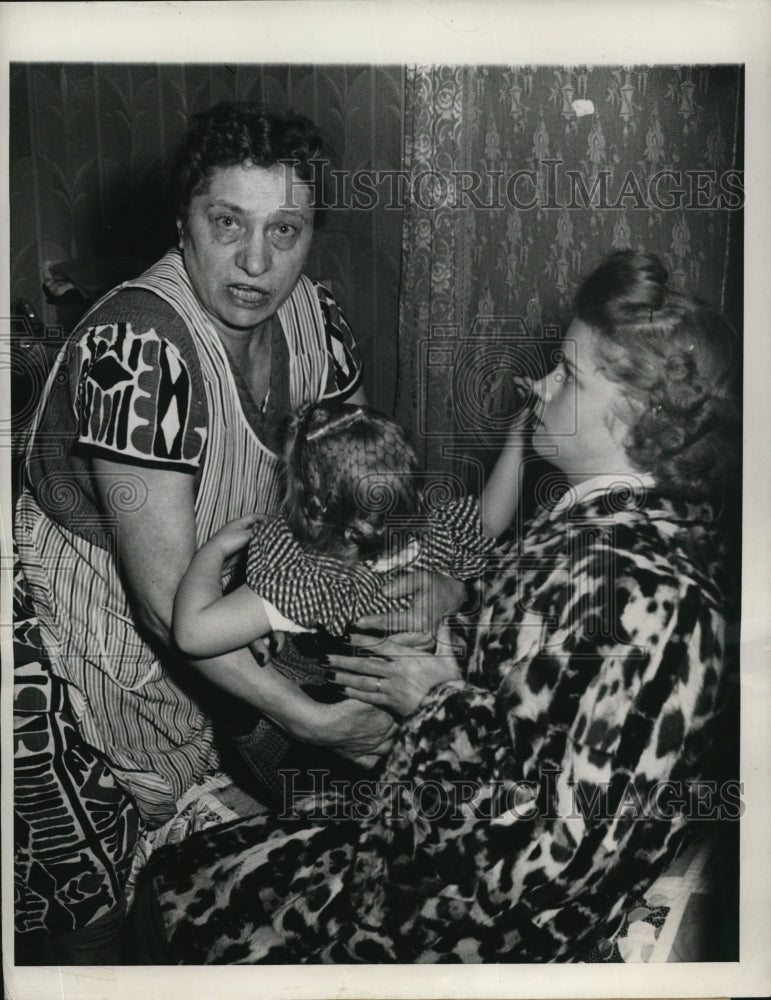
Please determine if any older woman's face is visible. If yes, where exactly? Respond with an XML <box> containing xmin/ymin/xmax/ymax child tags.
<box><xmin>179</xmin><ymin>162</ymin><xmax>314</xmax><ymax>338</ymax></box>
<box><xmin>531</xmin><ymin>319</ymin><xmax>636</xmax><ymax>479</ymax></box>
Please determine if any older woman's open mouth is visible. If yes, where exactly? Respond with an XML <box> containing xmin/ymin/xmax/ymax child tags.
<box><xmin>229</xmin><ymin>284</ymin><xmax>271</xmax><ymax>305</ymax></box>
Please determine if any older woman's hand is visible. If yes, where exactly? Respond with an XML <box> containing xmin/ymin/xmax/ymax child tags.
<box><xmin>326</xmin><ymin>626</ymin><xmax>463</xmax><ymax>718</ymax></box>
<box><xmin>307</xmin><ymin>699</ymin><xmax>399</xmax><ymax>769</ymax></box>
<box><xmin>355</xmin><ymin>570</ymin><xmax>465</xmax><ymax>637</ymax></box>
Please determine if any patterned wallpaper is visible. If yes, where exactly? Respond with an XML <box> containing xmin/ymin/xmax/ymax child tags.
<box><xmin>9</xmin><ymin>63</ymin><xmax>405</xmax><ymax>414</ymax></box>
<box><xmin>10</xmin><ymin>64</ymin><xmax>743</xmax><ymax>473</ymax></box>
<box><xmin>395</xmin><ymin>65</ymin><xmax>743</xmax><ymax>478</ymax></box>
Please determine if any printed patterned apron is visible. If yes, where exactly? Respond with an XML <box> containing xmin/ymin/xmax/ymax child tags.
<box><xmin>15</xmin><ymin>250</ymin><xmax>331</xmax><ymax>818</ymax></box>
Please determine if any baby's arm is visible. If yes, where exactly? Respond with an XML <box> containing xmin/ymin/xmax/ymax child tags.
<box><xmin>173</xmin><ymin>514</ymin><xmax>274</xmax><ymax>658</ymax></box>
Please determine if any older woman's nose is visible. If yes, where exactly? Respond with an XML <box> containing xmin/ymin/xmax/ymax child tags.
<box><xmin>237</xmin><ymin>232</ymin><xmax>270</xmax><ymax>276</ymax></box>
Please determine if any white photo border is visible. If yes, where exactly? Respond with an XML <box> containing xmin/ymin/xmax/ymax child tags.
<box><xmin>1</xmin><ymin>2</ymin><xmax>768</xmax><ymax>998</ymax></box>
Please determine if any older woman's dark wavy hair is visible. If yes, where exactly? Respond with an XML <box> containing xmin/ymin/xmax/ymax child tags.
<box><xmin>171</xmin><ymin>101</ymin><xmax>325</xmax><ymax>225</ymax></box>
<box><xmin>283</xmin><ymin>402</ymin><xmax>422</xmax><ymax>562</ymax></box>
<box><xmin>575</xmin><ymin>250</ymin><xmax>741</xmax><ymax>499</ymax></box>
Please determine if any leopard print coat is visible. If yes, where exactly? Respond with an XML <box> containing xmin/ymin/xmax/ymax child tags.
<box><xmin>146</xmin><ymin>486</ymin><xmax>730</xmax><ymax>963</ymax></box>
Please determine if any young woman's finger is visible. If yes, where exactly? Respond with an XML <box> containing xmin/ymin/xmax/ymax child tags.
<box><xmin>386</xmin><ymin>631</ymin><xmax>436</xmax><ymax>648</ymax></box>
<box><xmin>351</xmin><ymin>612</ymin><xmax>389</xmax><ymax>630</ymax></box>
<box><xmin>330</xmin><ymin>669</ymin><xmax>387</xmax><ymax>696</ymax></box>
<box><xmin>325</xmin><ymin>653</ymin><xmax>388</xmax><ymax>678</ymax></box>
<box><xmin>340</xmin><ymin>687</ymin><xmax>388</xmax><ymax>708</ymax></box>
<box><xmin>345</xmin><ymin>633</ymin><xmax>435</xmax><ymax>659</ymax></box>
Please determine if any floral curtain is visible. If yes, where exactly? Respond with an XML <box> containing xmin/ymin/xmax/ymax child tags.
<box><xmin>396</xmin><ymin>65</ymin><xmax>743</xmax><ymax>483</ymax></box>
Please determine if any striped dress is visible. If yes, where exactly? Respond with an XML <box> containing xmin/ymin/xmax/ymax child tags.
<box><xmin>14</xmin><ymin>250</ymin><xmax>361</xmax><ymax>934</ymax></box>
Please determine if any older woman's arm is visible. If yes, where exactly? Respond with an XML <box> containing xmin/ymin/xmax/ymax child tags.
<box><xmin>92</xmin><ymin>456</ymin><xmax>397</xmax><ymax>760</ymax></box>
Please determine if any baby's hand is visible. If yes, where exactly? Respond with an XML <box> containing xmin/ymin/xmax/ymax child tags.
<box><xmin>210</xmin><ymin>513</ymin><xmax>266</xmax><ymax>558</ymax></box>
<box><xmin>249</xmin><ymin>631</ymin><xmax>286</xmax><ymax>666</ymax></box>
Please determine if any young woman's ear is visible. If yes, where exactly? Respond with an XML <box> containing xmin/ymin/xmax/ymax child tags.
<box><xmin>176</xmin><ymin>219</ymin><xmax>185</xmax><ymax>250</ymax></box>
<box><xmin>606</xmin><ymin>395</ymin><xmax>640</xmax><ymax>444</ymax></box>
<box><xmin>604</xmin><ymin>407</ymin><xmax>622</xmax><ymax>440</ymax></box>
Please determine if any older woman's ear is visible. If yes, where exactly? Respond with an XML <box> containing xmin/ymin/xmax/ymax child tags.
<box><xmin>176</xmin><ymin>220</ymin><xmax>185</xmax><ymax>250</ymax></box>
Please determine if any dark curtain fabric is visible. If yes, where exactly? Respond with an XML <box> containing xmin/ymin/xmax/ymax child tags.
<box><xmin>9</xmin><ymin>63</ymin><xmax>405</xmax><ymax>414</ymax></box>
<box><xmin>395</xmin><ymin>65</ymin><xmax>743</xmax><ymax>480</ymax></box>
<box><xmin>10</xmin><ymin>62</ymin><xmax>743</xmax><ymax>472</ymax></box>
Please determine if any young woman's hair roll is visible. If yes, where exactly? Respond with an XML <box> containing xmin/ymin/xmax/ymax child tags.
<box><xmin>575</xmin><ymin>250</ymin><xmax>741</xmax><ymax>500</ymax></box>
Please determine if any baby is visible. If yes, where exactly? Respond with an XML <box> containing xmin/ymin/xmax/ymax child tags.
<box><xmin>173</xmin><ymin>401</ymin><xmax>494</xmax><ymax>656</ymax></box>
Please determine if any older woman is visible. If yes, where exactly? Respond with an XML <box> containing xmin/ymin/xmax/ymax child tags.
<box><xmin>14</xmin><ymin>101</ymin><xmax>424</xmax><ymax>962</ymax></box>
<box><xmin>132</xmin><ymin>250</ymin><xmax>739</xmax><ymax>963</ymax></box>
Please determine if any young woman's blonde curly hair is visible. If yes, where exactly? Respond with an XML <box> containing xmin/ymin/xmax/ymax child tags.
<box><xmin>575</xmin><ymin>251</ymin><xmax>741</xmax><ymax>500</ymax></box>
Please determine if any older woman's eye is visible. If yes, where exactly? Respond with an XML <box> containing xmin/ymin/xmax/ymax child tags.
<box><xmin>270</xmin><ymin>222</ymin><xmax>300</xmax><ymax>248</ymax></box>
<box><xmin>211</xmin><ymin>215</ymin><xmax>242</xmax><ymax>242</ymax></box>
